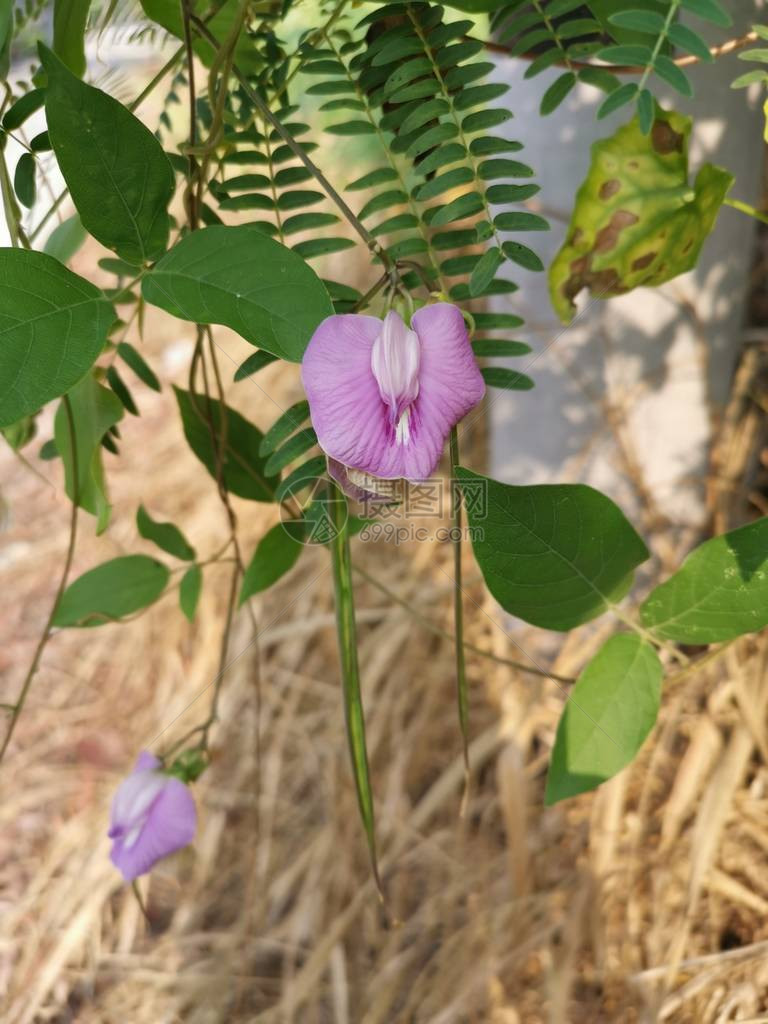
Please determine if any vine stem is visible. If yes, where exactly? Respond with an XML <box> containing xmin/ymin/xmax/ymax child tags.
<box><xmin>353</xmin><ymin>565</ymin><xmax>574</xmax><ymax>683</ymax></box>
<box><xmin>329</xmin><ymin>484</ymin><xmax>382</xmax><ymax>900</ymax></box>
<box><xmin>189</xmin><ymin>16</ymin><xmax>391</xmax><ymax>270</ymax></box>
<box><xmin>0</xmin><ymin>394</ymin><xmax>79</xmax><ymax>764</ymax></box>
<box><xmin>481</xmin><ymin>29</ymin><xmax>758</xmax><ymax>74</ymax></box>
<box><xmin>724</xmin><ymin>197</ymin><xmax>768</xmax><ymax>226</ymax></box>
<box><xmin>449</xmin><ymin>428</ymin><xmax>470</xmax><ymax>810</ymax></box>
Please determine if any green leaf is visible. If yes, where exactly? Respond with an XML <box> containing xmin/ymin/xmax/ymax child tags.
<box><xmin>53</xmin><ymin>0</ymin><xmax>92</xmax><ymax>76</ymax></box>
<box><xmin>174</xmin><ymin>387</ymin><xmax>279</xmax><ymax>502</ymax></box>
<box><xmin>636</xmin><ymin>88</ymin><xmax>655</xmax><ymax>134</ymax></box>
<box><xmin>596</xmin><ymin>82</ymin><xmax>638</xmax><ymax>119</ymax></box>
<box><xmin>263</xmin><ymin>428</ymin><xmax>317</xmax><ymax>476</ymax></box>
<box><xmin>413</xmin><ymin>167</ymin><xmax>474</xmax><ymax>202</ymax></box>
<box><xmin>347</xmin><ymin>167</ymin><xmax>399</xmax><ymax>190</ymax></box>
<box><xmin>40</xmin><ymin>45</ymin><xmax>175</xmax><ymax>265</ymax></box>
<box><xmin>469</xmin><ymin>136</ymin><xmax>523</xmax><ymax>157</ymax></box>
<box><xmin>478</xmin><ymin>158</ymin><xmax>534</xmax><ymax>180</ymax></box>
<box><xmin>54</xmin><ymin>373</ymin><xmax>123</xmax><ymax>534</ymax></box>
<box><xmin>14</xmin><ymin>152</ymin><xmax>36</xmax><ymax>208</ymax></box>
<box><xmin>598</xmin><ymin>43</ymin><xmax>653</xmax><ymax>66</ymax></box>
<box><xmin>2</xmin><ymin>88</ymin><xmax>45</xmax><ymax>131</ymax></box>
<box><xmin>143</xmin><ymin>225</ymin><xmax>333</xmax><ymax>362</ymax></box>
<box><xmin>667</xmin><ymin>22</ymin><xmax>713</xmax><ymax>61</ymax></box>
<box><xmin>293</xmin><ymin>238</ymin><xmax>356</xmax><ymax>259</ymax></box>
<box><xmin>541</xmin><ymin>71</ymin><xmax>577</xmax><ymax>115</ymax></box>
<box><xmin>461</xmin><ymin>108</ymin><xmax>514</xmax><ymax>134</ymax></box>
<box><xmin>274</xmin><ymin>455</ymin><xmax>327</xmax><ymax>502</ymax></box>
<box><xmin>481</xmin><ymin>367</ymin><xmax>535</xmax><ymax>390</ymax></box>
<box><xmin>469</xmin><ymin>247</ymin><xmax>504</xmax><ymax>297</ymax></box>
<box><xmin>234</xmin><ymin>349</ymin><xmax>278</xmax><ymax>381</ymax></box>
<box><xmin>429</xmin><ymin>192</ymin><xmax>485</xmax><ymax>227</ymax></box>
<box><xmin>106</xmin><ymin>365</ymin><xmax>137</xmax><ymax>416</ymax></box>
<box><xmin>653</xmin><ymin>55</ymin><xmax>693</xmax><ymax>97</ymax></box>
<box><xmin>608</xmin><ymin>9</ymin><xmax>665</xmax><ymax>33</ymax></box>
<box><xmin>457</xmin><ymin>467</ymin><xmax>649</xmax><ymax>631</ymax></box>
<box><xmin>472</xmin><ymin>312</ymin><xmax>524</xmax><ymax>330</ymax></box>
<box><xmin>259</xmin><ymin>400</ymin><xmax>311</xmax><ymax>457</ymax></box>
<box><xmin>494</xmin><ymin>211</ymin><xmax>549</xmax><ymax>232</ymax></box>
<box><xmin>117</xmin><ymin>341</ymin><xmax>161</xmax><ymax>392</ymax></box>
<box><xmin>502</xmin><ymin>241</ymin><xmax>545</xmax><ymax>271</ymax></box>
<box><xmin>680</xmin><ymin>0</ymin><xmax>731</xmax><ymax>27</ymax></box>
<box><xmin>179</xmin><ymin>564</ymin><xmax>202</xmax><ymax>622</ymax></box>
<box><xmin>416</xmin><ymin>143</ymin><xmax>467</xmax><ymax>176</ymax></box>
<box><xmin>549</xmin><ymin>110</ymin><xmax>734</xmax><ymax>322</ymax></box>
<box><xmin>545</xmin><ymin>634</ymin><xmax>662</xmax><ymax>803</ymax></box>
<box><xmin>0</xmin><ymin>249</ymin><xmax>114</xmax><ymax>428</ymax></box>
<box><xmin>640</xmin><ymin>518</ymin><xmax>768</xmax><ymax>643</ymax></box>
<box><xmin>472</xmin><ymin>338</ymin><xmax>531</xmax><ymax>357</ymax></box>
<box><xmin>239</xmin><ymin>520</ymin><xmax>306</xmax><ymax>603</ymax></box>
<box><xmin>53</xmin><ymin>555</ymin><xmax>170</xmax><ymax>628</ymax></box>
<box><xmin>138</xmin><ymin>0</ymin><xmax>261</xmax><ymax>72</ymax></box>
<box><xmin>137</xmin><ymin>504</ymin><xmax>195</xmax><ymax>561</ymax></box>
<box><xmin>282</xmin><ymin>212</ymin><xmax>339</xmax><ymax>235</ymax></box>
<box><xmin>43</xmin><ymin>213</ymin><xmax>87</xmax><ymax>264</ymax></box>
<box><xmin>359</xmin><ymin>189</ymin><xmax>409</xmax><ymax>220</ymax></box>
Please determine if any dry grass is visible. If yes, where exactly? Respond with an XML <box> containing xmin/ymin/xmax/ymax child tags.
<box><xmin>2</xmin><ymin>300</ymin><xmax>768</xmax><ymax>1024</ymax></box>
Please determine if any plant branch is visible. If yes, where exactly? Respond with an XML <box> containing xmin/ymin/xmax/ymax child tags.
<box><xmin>353</xmin><ymin>566</ymin><xmax>574</xmax><ymax>683</ymax></box>
<box><xmin>450</xmin><ymin>429</ymin><xmax>470</xmax><ymax>807</ymax></box>
<box><xmin>480</xmin><ymin>29</ymin><xmax>758</xmax><ymax>74</ymax></box>
<box><xmin>0</xmin><ymin>394</ymin><xmax>79</xmax><ymax>764</ymax></box>
<box><xmin>188</xmin><ymin>16</ymin><xmax>391</xmax><ymax>269</ymax></box>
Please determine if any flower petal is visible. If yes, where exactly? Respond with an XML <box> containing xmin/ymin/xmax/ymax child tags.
<box><xmin>302</xmin><ymin>305</ymin><xmax>485</xmax><ymax>483</ymax></box>
<box><xmin>302</xmin><ymin>314</ymin><xmax>397</xmax><ymax>475</ymax></box>
<box><xmin>410</xmin><ymin>303</ymin><xmax>486</xmax><ymax>473</ymax></box>
<box><xmin>110</xmin><ymin>777</ymin><xmax>196</xmax><ymax>881</ymax></box>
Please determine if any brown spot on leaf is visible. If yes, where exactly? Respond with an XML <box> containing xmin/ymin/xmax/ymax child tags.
<box><xmin>652</xmin><ymin>120</ymin><xmax>683</xmax><ymax>155</ymax></box>
<box><xmin>599</xmin><ymin>179</ymin><xmax>621</xmax><ymax>200</ymax></box>
<box><xmin>570</xmin><ymin>227</ymin><xmax>583</xmax><ymax>246</ymax></box>
<box><xmin>594</xmin><ymin>210</ymin><xmax>639</xmax><ymax>253</ymax></box>
<box><xmin>628</xmin><ymin>160</ymin><xmax>639</xmax><ymax>170</ymax></box>
<box><xmin>632</xmin><ymin>252</ymin><xmax>656</xmax><ymax>271</ymax></box>
<box><xmin>682</xmin><ymin>238</ymin><xmax>694</xmax><ymax>254</ymax></box>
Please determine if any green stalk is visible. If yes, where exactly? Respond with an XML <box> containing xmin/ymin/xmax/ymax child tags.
<box><xmin>450</xmin><ymin>428</ymin><xmax>470</xmax><ymax>807</ymax></box>
<box><xmin>329</xmin><ymin>483</ymin><xmax>382</xmax><ymax>898</ymax></box>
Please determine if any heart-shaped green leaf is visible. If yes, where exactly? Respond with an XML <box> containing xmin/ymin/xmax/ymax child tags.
<box><xmin>457</xmin><ymin>468</ymin><xmax>648</xmax><ymax>631</ymax></box>
<box><xmin>0</xmin><ymin>249</ymin><xmax>114</xmax><ymax>427</ymax></box>
<box><xmin>144</xmin><ymin>226</ymin><xmax>333</xmax><ymax>362</ymax></box>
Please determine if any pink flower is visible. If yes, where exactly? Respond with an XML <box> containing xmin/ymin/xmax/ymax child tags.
<box><xmin>301</xmin><ymin>303</ymin><xmax>485</xmax><ymax>491</ymax></box>
<box><xmin>108</xmin><ymin>752</ymin><xmax>197</xmax><ymax>881</ymax></box>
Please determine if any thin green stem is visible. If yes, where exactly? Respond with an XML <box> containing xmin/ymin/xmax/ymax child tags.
<box><xmin>450</xmin><ymin>428</ymin><xmax>470</xmax><ymax>804</ymax></box>
<box><xmin>329</xmin><ymin>484</ymin><xmax>382</xmax><ymax>899</ymax></box>
<box><xmin>637</xmin><ymin>0</ymin><xmax>680</xmax><ymax>94</ymax></box>
<box><xmin>724</xmin><ymin>197</ymin><xmax>768</xmax><ymax>226</ymax></box>
<box><xmin>0</xmin><ymin>395</ymin><xmax>79</xmax><ymax>764</ymax></box>
<box><xmin>353</xmin><ymin>565</ymin><xmax>574</xmax><ymax>683</ymax></box>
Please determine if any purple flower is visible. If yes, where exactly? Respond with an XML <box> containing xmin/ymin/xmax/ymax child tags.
<box><xmin>108</xmin><ymin>751</ymin><xmax>197</xmax><ymax>881</ymax></box>
<box><xmin>301</xmin><ymin>303</ymin><xmax>485</xmax><ymax>489</ymax></box>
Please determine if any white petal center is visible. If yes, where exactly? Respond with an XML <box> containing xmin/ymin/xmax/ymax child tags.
<box><xmin>370</xmin><ymin>310</ymin><xmax>420</xmax><ymax>444</ymax></box>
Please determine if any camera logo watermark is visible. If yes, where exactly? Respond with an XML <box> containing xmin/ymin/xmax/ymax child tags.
<box><xmin>279</xmin><ymin>476</ymin><xmax>487</xmax><ymax>545</ymax></box>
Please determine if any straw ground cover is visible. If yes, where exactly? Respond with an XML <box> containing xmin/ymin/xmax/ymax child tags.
<box><xmin>2</xmin><ymin>241</ymin><xmax>768</xmax><ymax>1021</ymax></box>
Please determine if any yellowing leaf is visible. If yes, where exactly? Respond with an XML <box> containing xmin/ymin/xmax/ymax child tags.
<box><xmin>549</xmin><ymin>109</ymin><xmax>733</xmax><ymax>323</ymax></box>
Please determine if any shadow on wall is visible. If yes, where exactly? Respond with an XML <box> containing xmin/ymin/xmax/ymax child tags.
<box><xmin>487</xmin><ymin>0</ymin><xmax>762</xmax><ymax>534</ymax></box>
